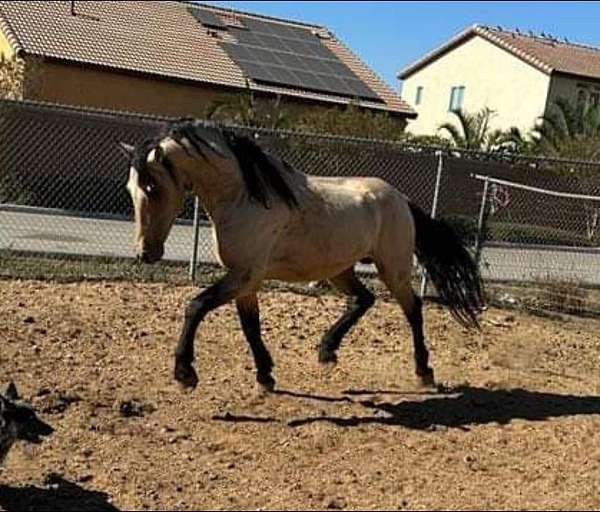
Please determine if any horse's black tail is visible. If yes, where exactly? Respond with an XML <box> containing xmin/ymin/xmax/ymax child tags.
<box><xmin>408</xmin><ymin>202</ymin><xmax>485</xmax><ymax>328</ymax></box>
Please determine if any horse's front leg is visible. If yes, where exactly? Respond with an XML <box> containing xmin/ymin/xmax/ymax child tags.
<box><xmin>174</xmin><ymin>271</ymin><xmax>254</xmax><ymax>389</ymax></box>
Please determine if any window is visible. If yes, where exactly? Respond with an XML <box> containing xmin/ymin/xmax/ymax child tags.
<box><xmin>449</xmin><ymin>85</ymin><xmax>465</xmax><ymax>112</ymax></box>
<box><xmin>591</xmin><ymin>91</ymin><xmax>600</xmax><ymax>109</ymax></box>
<box><xmin>577</xmin><ymin>88</ymin><xmax>587</xmax><ymax>105</ymax></box>
<box><xmin>415</xmin><ymin>86</ymin><xmax>424</xmax><ymax>105</ymax></box>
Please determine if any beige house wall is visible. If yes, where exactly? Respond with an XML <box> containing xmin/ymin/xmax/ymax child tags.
<box><xmin>27</xmin><ymin>60</ymin><xmax>227</xmax><ymax>117</ymax></box>
<box><xmin>401</xmin><ymin>35</ymin><xmax>551</xmax><ymax>137</ymax></box>
<box><xmin>0</xmin><ymin>30</ymin><xmax>14</xmax><ymax>58</ymax></box>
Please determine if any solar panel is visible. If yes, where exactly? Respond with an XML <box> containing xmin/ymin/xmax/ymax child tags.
<box><xmin>276</xmin><ymin>67</ymin><xmax>301</xmax><ymax>85</ymax></box>
<box><xmin>220</xmin><ymin>21</ymin><xmax>382</xmax><ymax>102</ymax></box>
<box><xmin>188</xmin><ymin>7</ymin><xmax>227</xmax><ymax>30</ymax></box>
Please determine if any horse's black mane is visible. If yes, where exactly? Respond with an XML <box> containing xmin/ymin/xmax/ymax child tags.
<box><xmin>130</xmin><ymin>120</ymin><xmax>299</xmax><ymax>209</ymax></box>
<box><xmin>221</xmin><ymin>130</ymin><xmax>299</xmax><ymax>209</ymax></box>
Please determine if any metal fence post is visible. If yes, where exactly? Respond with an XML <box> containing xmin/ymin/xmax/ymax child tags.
<box><xmin>189</xmin><ymin>196</ymin><xmax>201</xmax><ymax>282</ymax></box>
<box><xmin>419</xmin><ymin>150</ymin><xmax>444</xmax><ymax>298</ymax></box>
<box><xmin>474</xmin><ymin>176</ymin><xmax>490</xmax><ymax>268</ymax></box>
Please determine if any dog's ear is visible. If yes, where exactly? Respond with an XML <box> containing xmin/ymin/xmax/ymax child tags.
<box><xmin>5</xmin><ymin>382</ymin><xmax>19</xmax><ymax>401</ymax></box>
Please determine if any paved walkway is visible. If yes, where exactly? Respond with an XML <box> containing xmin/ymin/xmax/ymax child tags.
<box><xmin>2</xmin><ymin>207</ymin><xmax>600</xmax><ymax>285</ymax></box>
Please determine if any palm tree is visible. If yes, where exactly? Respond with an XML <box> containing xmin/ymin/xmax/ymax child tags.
<box><xmin>533</xmin><ymin>97</ymin><xmax>600</xmax><ymax>159</ymax></box>
<box><xmin>438</xmin><ymin>107</ymin><xmax>499</xmax><ymax>150</ymax></box>
<box><xmin>439</xmin><ymin>108</ymin><xmax>533</xmax><ymax>154</ymax></box>
<box><xmin>489</xmin><ymin>126</ymin><xmax>536</xmax><ymax>155</ymax></box>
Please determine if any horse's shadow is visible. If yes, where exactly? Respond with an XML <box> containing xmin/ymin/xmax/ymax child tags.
<box><xmin>286</xmin><ymin>386</ymin><xmax>600</xmax><ymax>430</ymax></box>
<box><xmin>0</xmin><ymin>474</ymin><xmax>119</xmax><ymax>512</ymax></box>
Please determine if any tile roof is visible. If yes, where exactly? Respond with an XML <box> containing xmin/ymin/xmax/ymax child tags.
<box><xmin>0</xmin><ymin>0</ymin><xmax>415</xmax><ymax>116</ymax></box>
<box><xmin>399</xmin><ymin>24</ymin><xmax>600</xmax><ymax>82</ymax></box>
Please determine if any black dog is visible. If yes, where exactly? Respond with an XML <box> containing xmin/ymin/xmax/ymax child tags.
<box><xmin>0</xmin><ymin>383</ymin><xmax>54</xmax><ymax>465</ymax></box>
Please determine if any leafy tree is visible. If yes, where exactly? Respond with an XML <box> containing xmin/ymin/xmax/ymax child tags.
<box><xmin>401</xmin><ymin>132</ymin><xmax>452</xmax><ymax>147</ymax></box>
<box><xmin>0</xmin><ymin>54</ymin><xmax>42</xmax><ymax>100</ymax></box>
<box><xmin>297</xmin><ymin>102</ymin><xmax>406</xmax><ymax>140</ymax></box>
<box><xmin>204</xmin><ymin>82</ymin><xmax>293</xmax><ymax>129</ymax></box>
<box><xmin>0</xmin><ymin>55</ymin><xmax>43</xmax><ymax>204</ymax></box>
<box><xmin>205</xmin><ymin>87</ymin><xmax>409</xmax><ymax>140</ymax></box>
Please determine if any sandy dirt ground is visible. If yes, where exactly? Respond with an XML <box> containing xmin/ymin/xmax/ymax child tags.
<box><xmin>1</xmin><ymin>279</ymin><xmax>600</xmax><ymax>511</ymax></box>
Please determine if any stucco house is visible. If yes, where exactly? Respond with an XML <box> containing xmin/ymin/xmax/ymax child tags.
<box><xmin>0</xmin><ymin>0</ymin><xmax>415</xmax><ymax>122</ymax></box>
<box><xmin>399</xmin><ymin>24</ymin><xmax>600</xmax><ymax>136</ymax></box>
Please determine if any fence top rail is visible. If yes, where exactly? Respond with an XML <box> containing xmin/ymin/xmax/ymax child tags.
<box><xmin>472</xmin><ymin>173</ymin><xmax>600</xmax><ymax>202</ymax></box>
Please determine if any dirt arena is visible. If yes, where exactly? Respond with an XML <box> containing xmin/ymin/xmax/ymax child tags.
<box><xmin>1</xmin><ymin>278</ymin><xmax>600</xmax><ymax>511</ymax></box>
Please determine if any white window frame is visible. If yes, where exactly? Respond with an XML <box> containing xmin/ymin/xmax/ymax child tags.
<box><xmin>449</xmin><ymin>85</ymin><xmax>465</xmax><ymax>112</ymax></box>
<box><xmin>415</xmin><ymin>86</ymin><xmax>423</xmax><ymax>105</ymax></box>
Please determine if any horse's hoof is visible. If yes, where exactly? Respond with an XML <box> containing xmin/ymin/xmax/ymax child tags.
<box><xmin>417</xmin><ymin>367</ymin><xmax>435</xmax><ymax>388</ymax></box>
<box><xmin>175</xmin><ymin>364</ymin><xmax>199</xmax><ymax>390</ymax></box>
<box><xmin>257</xmin><ymin>373</ymin><xmax>276</xmax><ymax>393</ymax></box>
<box><xmin>318</xmin><ymin>348</ymin><xmax>338</xmax><ymax>366</ymax></box>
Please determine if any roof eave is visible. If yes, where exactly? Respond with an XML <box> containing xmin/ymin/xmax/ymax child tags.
<box><xmin>0</xmin><ymin>6</ymin><xmax>23</xmax><ymax>55</ymax></box>
<box><xmin>397</xmin><ymin>24</ymin><xmax>555</xmax><ymax>80</ymax></box>
<box><xmin>398</xmin><ymin>24</ymin><xmax>480</xmax><ymax>79</ymax></box>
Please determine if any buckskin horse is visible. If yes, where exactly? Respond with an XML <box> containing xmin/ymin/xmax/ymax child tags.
<box><xmin>119</xmin><ymin>120</ymin><xmax>484</xmax><ymax>393</ymax></box>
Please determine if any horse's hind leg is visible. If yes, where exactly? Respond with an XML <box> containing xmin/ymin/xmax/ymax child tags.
<box><xmin>236</xmin><ymin>293</ymin><xmax>275</xmax><ymax>392</ymax></box>
<box><xmin>377</xmin><ymin>266</ymin><xmax>435</xmax><ymax>387</ymax></box>
<box><xmin>318</xmin><ymin>268</ymin><xmax>375</xmax><ymax>365</ymax></box>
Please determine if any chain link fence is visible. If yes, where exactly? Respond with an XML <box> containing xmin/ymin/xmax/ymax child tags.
<box><xmin>472</xmin><ymin>174</ymin><xmax>600</xmax><ymax>317</ymax></box>
<box><xmin>2</xmin><ymin>99</ymin><xmax>600</xmax><ymax>316</ymax></box>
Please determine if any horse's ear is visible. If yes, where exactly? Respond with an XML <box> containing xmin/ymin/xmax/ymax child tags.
<box><xmin>152</xmin><ymin>145</ymin><xmax>165</xmax><ymax>164</ymax></box>
<box><xmin>117</xmin><ymin>141</ymin><xmax>135</xmax><ymax>160</ymax></box>
<box><xmin>5</xmin><ymin>382</ymin><xmax>18</xmax><ymax>401</ymax></box>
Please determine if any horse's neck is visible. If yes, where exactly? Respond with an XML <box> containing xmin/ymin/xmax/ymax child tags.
<box><xmin>186</xmin><ymin>164</ymin><xmax>243</xmax><ymax>220</ymax></box>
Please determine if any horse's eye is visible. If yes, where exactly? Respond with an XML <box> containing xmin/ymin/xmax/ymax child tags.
<box><xmin>144</xmin><ymin>183</ymin><xmax>159</xmax><ymax>198</ymax></box>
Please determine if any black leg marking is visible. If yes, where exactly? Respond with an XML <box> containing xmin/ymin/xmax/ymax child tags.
<box><xmin>174</xmin><ymin>273</ymin><xmax>249</xmax><ymax>389</ymax></box>
<box><xmin>318</xmin><ymin>269</ymin><xmax>375</xmax><ymax>364</ymax></box>
<box><xmin>236</xmin><ymin>294</ymin><xmax>275</xmax><ymax>391</ymax></box>
<box><xmin>406</xmin><ymin>294</ymin><xmax>434</xmax><ymax>386</ymax></box>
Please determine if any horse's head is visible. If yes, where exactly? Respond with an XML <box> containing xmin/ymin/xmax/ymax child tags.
<box><xmin>119</xmin><ymin>138</ymin><xmax>187</xmax><ymax>264</ymax></box>
<box><xmin>119</xmin><ymin>121</ymin><xmax>297</xmax><ymax>263</ymax></box>
<box><xmin>119</xmin><ymin>123</ymin><xmax>234</xmax><ymax>263</ymax></box>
